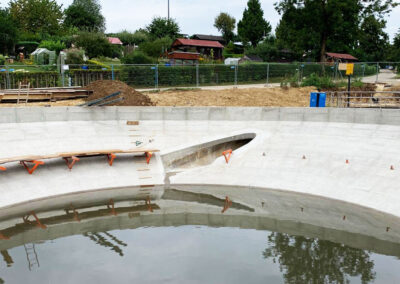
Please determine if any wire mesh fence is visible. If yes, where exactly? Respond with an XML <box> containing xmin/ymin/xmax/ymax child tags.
<box><xmin>0</xmin><ymin>62</ymin><xmax>391</xmax><ymax>90</ymax></box>
<box><xmin>327</xmin><ymin>91</ymin><xmax>400</xmax><ymax>108</ymax></box>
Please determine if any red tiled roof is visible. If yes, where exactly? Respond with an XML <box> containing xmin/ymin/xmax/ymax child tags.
<box><xmin>172</xmin><ymin>38</ymin><xmax>224</xmax><ymax>48</ymax></box>
<box><xmin>326</xmin><ymin>52</ymin><xmax>358</xmax><ymax>60</ymax></box>
<box><xmin>107</xmin><ymin>37</ymin><xmax>123</xmax><ymax>45</ymax></box>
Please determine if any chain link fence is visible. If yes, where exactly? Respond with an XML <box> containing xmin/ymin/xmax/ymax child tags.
<box><xmin>0</xmin><ymin>62</ymin><xmax>389</xmax><ymax>90</ymax></box>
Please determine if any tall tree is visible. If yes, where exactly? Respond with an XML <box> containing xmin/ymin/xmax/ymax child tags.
<box><xmin>64</xmin><ymin>0</ymin><xmax>105</xmax><ymax>32</ymax></box>
<box><xmin>214</xmin><ymin>12</ymin><xmax>236</xmax><ymax>44</ymax></box>
<box><xmin>0</xmin><ymin>8</ymin><xmax>18</xmax><ymax>55</ymax></box>
<box><xmin>264</xmin><ymin>232</ymin><xmax>376</xmax><ymax>283</ymax></box>
<box><xmin>357</xmin><ymin>15</ymin><xmax>389</xmax><ymax>61</ymax></box>
<box><xmin>9</xmin><ymin>0</ymin><xmax>63</xmax><ymax>36</ymax></box>
<box><xmin>238</xmin><ymin>0</ymin><xmax>271</xmax><ymax>47</ymax></box>
<box><xmin>146</xmin><ymin>17</ymin><xmax>180</xmax><ymax>39</ymax></box>
<box><xmin>275</xmin><ymin>0</ymin><xmax>397</xmax><ymax>62</ymax></box>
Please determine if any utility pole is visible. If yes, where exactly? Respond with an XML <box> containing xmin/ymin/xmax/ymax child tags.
<box><xmin>168</xmin><ymin>0</ymin><xmax>170</xmax><ymax>20</ymax></box>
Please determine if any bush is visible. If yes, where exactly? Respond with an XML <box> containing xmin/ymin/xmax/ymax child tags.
<box><xmin>121</xmin><ymin>51</ymin><xmax>154</xmax><ymax>64</ymax></box>
<box><xmin>39</xmin><ymin>40</ymin><xmax>66</xmax><ymax>55</ymax></box>
<box><xmin>139</xmin><ymin>37</ymin><xmax>172</xmax><ymax>58</ymax></box>
<box><xmin>0</xmin><ymin>54</ymin><xmax>5</xmax><ymax>65</ymax></box>
<box><xmin>65</xmin><ymin>50</ymin><xmax>85</xmax><ymax>65</ymax></box>
<box><xmin>75</xmin><ymin>32</ymin><xmax>113</xmax><ymax>58</ymax></box>
<box><xmin>301</xmin><ymin>73</ymin><xmax>336</xmax><ymax>89</ymax></box>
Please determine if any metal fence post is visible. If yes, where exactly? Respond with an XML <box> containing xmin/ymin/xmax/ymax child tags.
<box><xmin>111</xmin><ymin>64</ymin><xmax>115</xmax><ymax>81</ymax></box>
<box><xmin>61</xmin><ymin>64</ymin><xmax>65</xmax><ymax>87</ymax></box>
<box><xmin>266</xmin><ymin>63</ymin><xmax>270</xmax><ymax>86</ymax></box>
<box><xmin>376</xmin><ymin>62</ymin><xmax>379</xmax><ymax>82</ymax></box>
<box><xmin>362</xmin><ymin>64</ymin><xmax>365</xmax><ymax>79</ymax></box>
<box><xmin>234</xmin><ymin>64</ymin><xmax>238</xmax><ymax>86</ymax></box>
<box><xmin>5</xmin><ymin>66</ymin><xmax>10</xmax><ymax>89</ymax></box>
<box><xmin>155</xmin><ymin>64</ymin><xmax>159</xmax><ymax>90</ymax></box>
<box><xmin>196</xmin><ymin>64</ymin><xmax>199</xmax><ymax>87</ymax></box>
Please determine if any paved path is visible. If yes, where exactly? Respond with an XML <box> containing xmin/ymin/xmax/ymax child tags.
<box><xmin>362</xmin><ymin>69</ymin><xmax>400</xmax><ymax>85</ymax></box>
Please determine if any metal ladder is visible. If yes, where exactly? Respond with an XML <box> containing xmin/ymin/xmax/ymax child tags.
<box><xmin>24</xmin><ymin>243</ymin><xmax>40</xmax><ymax>271</ymax></box>
<box><xmin>17</xmin><ymin>82</ymin><xmax>30</xmax><ymax>105</ymax></box>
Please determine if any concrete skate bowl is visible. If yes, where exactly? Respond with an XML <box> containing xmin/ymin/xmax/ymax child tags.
<box><xmin>1</xmin><ymin>190</ymin><xmax>400</xmax><ymax>258</ymax></box>
<box><xmin>1</xmin><ymin>107</ymin><xmax>400</xmax><ymax>246</ymax></box>
<box><xmin>1</xmin><ymin>107</ymin><xmax>400</xmax><ymax>282</ymax></box>
<box><xmin>161</xmin><ymin>132</ymin><xmax>256</xmax><ymax>172</ymax></box>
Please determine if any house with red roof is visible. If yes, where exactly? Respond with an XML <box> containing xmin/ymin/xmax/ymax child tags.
<box><xmin>107</xmin><ymin>37</ymin><xmax>123</xmax><ymax>45</ymax></box>
<box><xmin>171</xmin><ymin>38</ymin><xmax>224</xmax><ymax>61</ymax></box>
<box><xmin>326</xmin><ymin>52</ymin><xmax>358</xmax><ymax>63</ymax></box>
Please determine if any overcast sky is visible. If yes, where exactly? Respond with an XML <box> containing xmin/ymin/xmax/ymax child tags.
<box><xmin>1</xmin><ymin>0</ymin><xmax>400</xmax><ymax>41</ymax></box>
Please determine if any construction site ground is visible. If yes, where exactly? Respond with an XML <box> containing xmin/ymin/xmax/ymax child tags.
<box><xmin>0</xmin><ymin>86</ymin><xmax>315</xmax><ymax>107</ymax></box>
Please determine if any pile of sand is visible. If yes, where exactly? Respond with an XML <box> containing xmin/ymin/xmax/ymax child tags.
<box><xmin>85</xmin><ymin>80</ymin><xmax>154</xmax><ymax>106</ymax></box>
<box><xmin>147</xmin><ymin>87</ymin><xmax>315</xmax><ymax>107</ymax></box>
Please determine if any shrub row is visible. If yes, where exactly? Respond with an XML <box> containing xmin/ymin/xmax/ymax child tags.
<box><xmin>0</xmin><ymin>71</ymin><xmax>59</xmax><ymax>89</ymax></box>
<box><xmin>0</xmin><ymin>63</ymin><xmax>378</xmax><ymax>89</ymax></box>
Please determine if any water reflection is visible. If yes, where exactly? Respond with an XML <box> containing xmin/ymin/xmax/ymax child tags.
<box><xmin>0</xmin><ymin>189</ymin><xmax>400</xmax><ymax>283</ymax></box>
<box><xmin>264</xmin><ymin>232</ymin><xmax>376</xmax><ymax>284</ymax></box>
<box><xmin>83</xmin><ymin>232</ymin><xmax>127</xmax><ymax>257</ymax></box>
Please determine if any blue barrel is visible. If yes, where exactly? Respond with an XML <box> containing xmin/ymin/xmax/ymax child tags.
<box><xmin>318</xmin><ymin>93</ymin><xmax>326</xmax><ymax>107</ymax></box>
<box><xmin>310</xmin><ymin>92</ymin><xmax>326</xmax><ymax>108</ymax></box>
<box><xmin>310</xmin><ymin>92</ymin><xmax>318</xmax><ymax>107</ymax></box>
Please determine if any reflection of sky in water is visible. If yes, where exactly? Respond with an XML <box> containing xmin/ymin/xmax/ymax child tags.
<box><xmin>1</xmin><ymin>226</ymin><xmax>400</xmax><ymax>284</ymax></box>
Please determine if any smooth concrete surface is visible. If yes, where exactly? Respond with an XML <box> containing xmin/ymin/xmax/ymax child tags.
<box><xmin>1</xmin><ymin>107</ymin><xmax>400</xmax><ymax>125</ymax></box>
<box><xmin>0</xmin><ymin>106</ymin><xmax>400</xmax><ymax>244</ymax></box>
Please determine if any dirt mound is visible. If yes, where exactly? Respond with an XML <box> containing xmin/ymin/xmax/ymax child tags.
<box><xmin>85</xmin><ymin>80</ymin><xmax>154</xmax><ymax>106</ymax></box>
<box><xmin>147</xmin><ymin>87</ymin><xmax>314</xmax><ymax>107</ymax></box>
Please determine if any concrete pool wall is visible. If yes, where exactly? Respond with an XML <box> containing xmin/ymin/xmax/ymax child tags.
<box><xmin>0</xmin><ymin>106</ymin><xmax>400</xmax><ymax>244</ymax></box>
<box><xmin>1</xmin><ymin>106</ymin><xmax>400</xmax><ymax>125</ymax></box>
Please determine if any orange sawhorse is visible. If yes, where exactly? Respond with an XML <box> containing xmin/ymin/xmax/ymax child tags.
<box><xmin>222</xmin><ymin>149</ymin><xmax>233</xmax><ymax>164</ymax></box>
<box><xmin>107</xmin><ymin>199</ymin><xmax>117</xmax><ymax>216</ymax></box>
<box><xmin>106</xmin><ymin>153</ymin><xmax>116</xmax><ymax>166</ymax></box>
<box><xmin>221</xmin><ymin>196</ymin><xmax>232</xmax><ymax>213</ymax></box>
<box><xmin>22</xmin><ymin>211</ymin><xmax>47</xmax><ymax>229</ymax></box>
<box><xmin>63</xmin><ymin>156</ymin><xmax>80</xmax><ymax>170</ymax></box>
<box><xmin>146</xmin><ymin>196</ymin><xmax>153</xmax><ymax>212</ymax></box>
<box><xmin>65</xmin><ymin>204</ymin><xmax>80</xmax><ymax>222</ymax></box>
<box><xmin>20</xmin><ymin>160</ymin><xmax>44</xmax><ymax>174</ymax></box>
<box><xmin>145</xmin><ymin>152</ymin><xmax>153</xmax><ymax>164</ymax></box>
<box><xmin>0</xmin><ymin>232</ymin><xmax>10</xmax><ymax>240</ymax></box>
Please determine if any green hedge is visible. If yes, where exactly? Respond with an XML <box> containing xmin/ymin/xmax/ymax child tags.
<box><xmin>0</xmin><ymin>71</ymin><xmax>59</xmax><ymax>89</ymax></box>
<box><xmin>0</xmin><ymin>63</ymin><xmax>378</xmax><ymax>90</ymax></box>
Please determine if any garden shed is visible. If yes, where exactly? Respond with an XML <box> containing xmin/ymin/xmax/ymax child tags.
<box><xmin>31</xmin><ymin>48</ymin><xmax>56</xmax><ymax>65</ymax></box>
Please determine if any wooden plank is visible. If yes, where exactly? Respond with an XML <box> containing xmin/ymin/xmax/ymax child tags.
<box><xmin>127</xmin><ymin>121</ymin><xmax>139</xmax><ymax>125</ymax></box>
<box><xmin>0</xmin><ymin>149</ymin><xmax>160</xmax><ymax>165</ymax></box>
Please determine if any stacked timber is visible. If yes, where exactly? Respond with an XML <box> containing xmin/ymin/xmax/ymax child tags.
<box><xmin>0</xmin><ymin>87</ymin><xmax>92</xmax><ymax>103</ymax></box>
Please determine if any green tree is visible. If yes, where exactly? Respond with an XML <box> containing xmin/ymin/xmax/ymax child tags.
<box><xmin>74</xmin><ymin>32</ymin><xmax>113</xmax><ymax>58</ymax></box>
<box><xmin>109</xmin><ymin>30</ymin><xmax>149</xmax><ymax>46</ymax></box>
<box><xmin>386</xmin><ymin>29</ymin><xmax>400</xmax><ymax>63</ymax></box>
<box><xmin>39</xmin><ymin>40</ymin><xmax>66</xmax><ymax>55</ymax></box>
<box><xmin>139</xmin><ymin>37</ymin><xmax>173</xmax><ymax>58</ymax></box>
<box><xmin>275</xmin><ymin>0</ymin><xmax>397</xmax><ymax>62</ymax></box>
<box><xmin>357</xmin><ymin>15</ymin><xmax>389</xmax><ymax>61</ymax></box>
<box><xmin>9</xmin><ymin>0</ymin><xmax>63</xmax><ymax>37</ymax></box>
<box><xmin>146</xmin><ymin>17</ymin><xmax>180</xmax><ymax>39</ymax></box>
<box><xmin>264</xmin><ymin>232</ymin><xmax>376</xmax><ymax>284</ymax></box>
<box><xmin>214</xmin><ymin>12</ymin><xmax>236</xmax><ymax>44</ymax></box>
<box><xmin>238</xmin><ymin>0</ymin><xmax>271</xmax><ymax>47</ymax></box>
<box><xmin>121</xmin><ymin>50</ymin><xmax>154</xmax><ymax>64</ymax></box>
<box><xmin>64</xmin><ymin>0</ymin><xmax>105</xmax><ymax>32</ymax></box>
<box><xmin>0</xmin><ymin>8</ymin><xmax>18</xmax><ymax>55</ymax></box>
<box><xmin>245</xmin><ymin>36</ymin><xmax>277</xmax><ymax>61</ymax></box>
